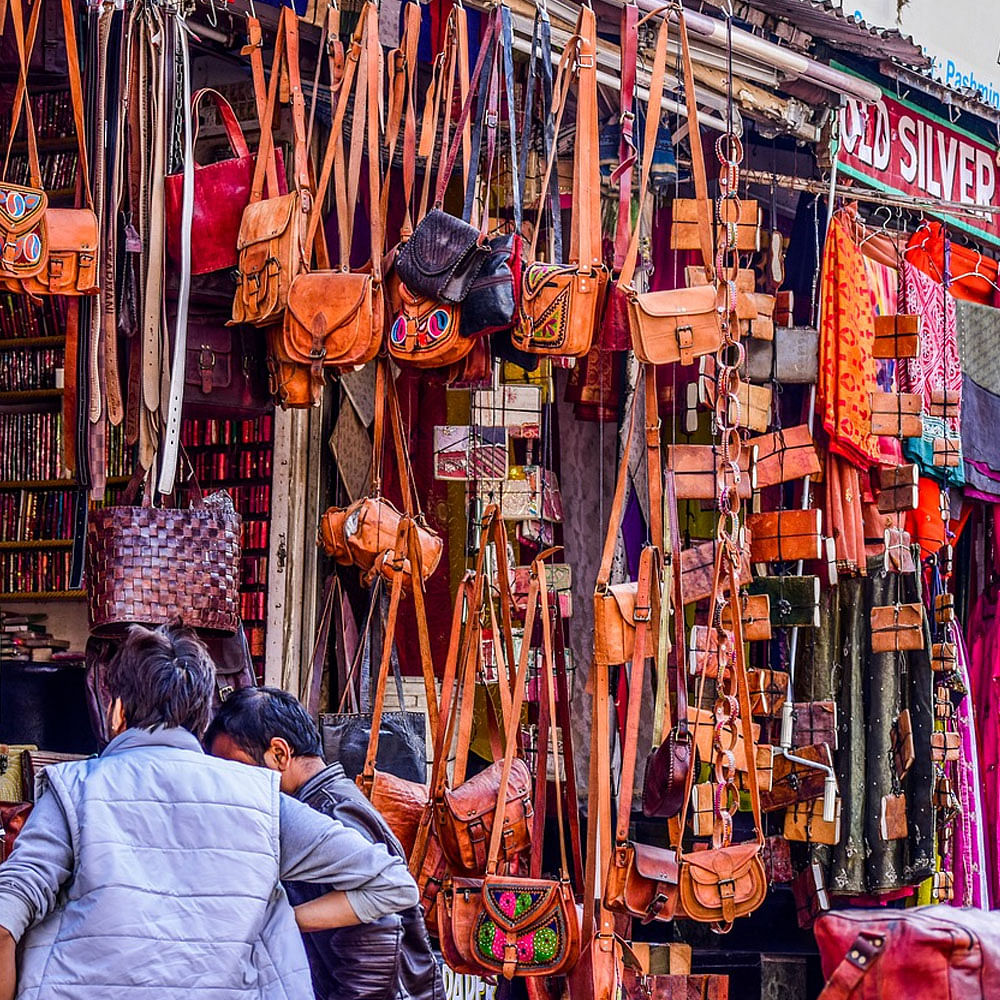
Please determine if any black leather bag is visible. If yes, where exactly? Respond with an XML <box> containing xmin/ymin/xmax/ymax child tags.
<box><xmin>85</xmin><ymin>624</ymin><xmax>257</xmax><ymax>747</ymax></box>
<box><xmin>459</xmin><ymin>234</ymin><xmax>520</xmax><ymax>338</ymax></box>
<box><xmin>395</xmin><ymin>209</ymin><xmax>489</xmax><ymax>304</ymax></box>
<box><xmin>319</xmin><ymin>705</ymin><xmax>427</xmax><ymax>784</ymax></box>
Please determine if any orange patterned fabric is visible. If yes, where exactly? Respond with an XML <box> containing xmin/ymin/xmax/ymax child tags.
<box><xmin>819</xmin><ymin>214</ymin><xmax>881</xmax><ymax>469</ymax></box>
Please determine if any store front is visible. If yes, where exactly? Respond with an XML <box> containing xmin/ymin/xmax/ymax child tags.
<box><xmin>0</xmin><ymin>0</ymin><xmax>998</xmax><ymax>997</ymax></box>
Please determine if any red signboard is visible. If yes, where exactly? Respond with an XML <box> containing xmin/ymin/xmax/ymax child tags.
<box><xmin>837</xmin><ymin>88</ymin><xmax>1000</xmax><ymax>246</ymax></box>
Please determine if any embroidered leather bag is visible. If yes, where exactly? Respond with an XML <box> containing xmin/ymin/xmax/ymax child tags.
<box><xmin>512</xmin><ymin>6</ymin><xmax>607</xmax><ymax>358</ymax></box>
<box><xmin>1</xmin><ymin>0</ymin><xmax>48</xmax><ymax>287</ymax></box>
<box><xmin>437</xmin><ymin>556</ymin><xmax>580</xmax><ymax>979</ymax></box>
<box><xmin>281</xmin><ymin>3</ymin><xmax>384</xmax><ymax>400</ymax></box>
<box><xmin>232</xmin><ymin>7</ymin><xmax>312</xmax><ymax>327</ymax></box>
<box><xmin>617</xmin><ymin>13</ymin><xmax>723</xmax><ymax>366</ymax></box>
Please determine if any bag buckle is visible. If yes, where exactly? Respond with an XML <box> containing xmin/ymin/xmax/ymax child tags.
<box><xmin>576</xmin><ymin>52</ymin><xmax>595</xmax><ymax>69</ymax></box>
<box><xmin>633</xmin><ymin>603</ymin><xmax>652</xmax><ymax>623</ymax></box>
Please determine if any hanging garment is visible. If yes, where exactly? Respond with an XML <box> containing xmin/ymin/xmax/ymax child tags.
<box><xmin>906</xmin><ymin>221</ymin><xmax>1000</xmax><ymax>306</ymax></box>
<box><xmin>797</xmin><ymin>557</ymin><xmax>935</xmax><ymax>896</ymax></box>
<box><xmin>955</xmin><ymin>299</ymin><xmax>1000</xmax><ymax>395</ymax></box>
<box><xmin>822</xmin><ymin>451</ymin><xmax>868</xmax><ymax>575</ymax></box>
<box><xmin>819</xmin><ymin>214</ymin><xmax>881</xmax><ymax>469</ymax></box>
<box><xmin>964</xmin><ymin>584</ymin><xmax>1000</xmax><ymax>905</ymax></box>
<box><xmin>958</xmin><ymin>375</ymin><xmax>1000</xmax><ymax>500</ymax></box>
<box><xmin>899</xmin><ymin>262</ymin><xmax>964</xmax><ymax>486</ymax></box>
<box><xmin>945</xmin><ymin>630</ymin><xmax>992</xmax><ymax>909</ymax></box>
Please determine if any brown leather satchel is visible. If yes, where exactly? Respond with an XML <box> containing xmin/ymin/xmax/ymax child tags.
<box><xmin>431</xmin><ymin>510</ymin><xmax>533</xmax><ymax>876</ymax></box>
<box><xmin>617</xmin><ymin>13</ymin><xmax>723</xmax><ymax>367</ymax></box>
<box><xmin>282</xmin><ymin>3</ymin><xmax>384</xmax><ymax>398</ymax></box>
<box><xmin>437</xmin><ymin>557</ymin><xmax>580</xmax><ymax>979</ymax></box>
<box><xmin>232</xmin><ymin>7</ymin><xmax>312</xmax><ymax>327</ymax></box>
<box><xmin>266</xmin><ymin>322</ymin><xmax>315</xmax><ymax>409</ymax></box>
<box><xmin>513</xmin><ymin>6</ymin><xmax>607</xmax><ymax>358</ymax></box>
<box><xmin>673</xmin><ymin>546</ymin><xmax>767</xmax><ymax>928</ymax></box>
<box><xmin>594</xmin><ymin>368</ymin><xmax>664</xmax><ymax>667</ymax></box>
<box><xmin>319</xmin><ymin>361</ymin><xmax>443</xmax><ymax>587</ymax></box>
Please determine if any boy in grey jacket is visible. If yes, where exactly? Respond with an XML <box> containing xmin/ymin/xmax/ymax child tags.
<box><xmin>0</xmin><ymin>624</ymin><xmax>419</xmax><ymax>1000</ymax></box>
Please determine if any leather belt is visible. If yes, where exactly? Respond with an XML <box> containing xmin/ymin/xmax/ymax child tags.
<box><xmin>157</xmin><ymin>6</ymin><xmax>193</xmax><ymax>496</ymax></box>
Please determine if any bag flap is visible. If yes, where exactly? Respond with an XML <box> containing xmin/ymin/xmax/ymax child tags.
<box><xmin>481</xmin><ymin>877</ymin><xmax>562</xmax><ymax>930</ymax></box>
<box><xmin>683</xmin><ymin>842</ymin><xmax>761</xmax><ymax>885</ymax></box>
<box><xmin>632</xmin><ymin>284</ymin><xmax>719</xmax><ymax>320</ymax></box>
<box><xmin>444</xmin><ymin>758</ymin><xmax>530</xmax><ymax>819</ymax></box>
<box><xmin>521</xmin><ymin>262</ymin><xmax>577</xmax><ymax>303</ymax></box>
<box><xmin>607</xmin><ymin>581</ymin><xmax>638</xmax><ymax>625</ymax></box>
<box><xmin>402</xmin><ymin>209</ymin><xmax>480</xmax><ymax>276</ymax></box>
<box><xmin>631</xmin><ymin>843</ymin><xmax>678</xmax><ymax>884</ymax></box>
<box><xmin>42</xmin><ymin>208</ymin><xmax>98</xmax><ymax>252</ymax></box>
<box><xmin>237</xmin><ymin>192</ymin><xmax>298</xmax><ymax>248</ymax></box>
<box><xmin>185</xmin><ymin>323</ymin><xmax>234</xmax><ymax>387</ymax></box>
<box><xmin>0</xmin><ymin>185</ymin><xmax>47</xmax><ymax>236</ymax></box>
<box><xmin>286</xmin><ymin>271</ymin><xmax>372</xmax><ymax>339</ymax></box>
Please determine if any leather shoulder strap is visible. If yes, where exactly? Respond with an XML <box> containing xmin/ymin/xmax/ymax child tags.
<box><xmin>59</xmin><ymin>0</ymin><xmax>94</xmax><ymax>209</ymax></box>
<box><xmin>678</xmin><ymin>10</ymin><xmax>713</xmax><ymax>273</ymax></box>
<box><xmin>612</xmin><ymin>3</ymin><xmax>639</xmax><ymax>272</ymax></box>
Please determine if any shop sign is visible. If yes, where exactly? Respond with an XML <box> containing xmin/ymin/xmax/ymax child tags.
<box><xmin>837</xmin><ymin>84</ymin><xmax>1000</xmax><ymax>247</ymax></box>
<box><xmin>440</xmin><ymin>964</ymin><xmax>497</xmax><ymax>1000</ymax></box>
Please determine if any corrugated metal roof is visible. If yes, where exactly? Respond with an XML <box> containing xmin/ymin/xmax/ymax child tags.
<box><xmin>735</xmin><ymin>0</ymin><xmax>930</xmax><ymax>69</ymax></box>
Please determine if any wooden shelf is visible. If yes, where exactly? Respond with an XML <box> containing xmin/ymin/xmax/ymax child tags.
<box><xmin>5</xmin><ymin>137</ymin><xmax>78</xmax><ymax>153</ymax></box>
<box><xmin>0</xmin><ymin>388</ymin><xmax>63</xmax><ymax>402</ymax></box>
<box><xmin>0</xmin><ymin>336</ymin><xmax>65</xmax><ymax>350</ymax></box>
<box><xmin>0</xmin><ymin>540</ymin><xmax>73</xmax><ymax>550</ymax></box>
<box><xmin>0</xmin><ymin>479</ymin><xmax>73</xmax><ymax>490</ymax></box>
<box><xmin>0</xmin><ymin>590</ymin><xmax>84</xmax><ymax>601</ymax></box>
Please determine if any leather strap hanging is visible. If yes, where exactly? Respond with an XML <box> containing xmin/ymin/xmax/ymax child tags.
<box><xmin>612</xmin><ymin>2</ymin><xmax>639</xmax><ymax>273</ymax></box>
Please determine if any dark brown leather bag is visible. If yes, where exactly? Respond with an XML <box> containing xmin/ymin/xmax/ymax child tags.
<box><xmin>641</xmin><ymin>472</ymin><xmax>691</xmax><ymax>820</ymax></box>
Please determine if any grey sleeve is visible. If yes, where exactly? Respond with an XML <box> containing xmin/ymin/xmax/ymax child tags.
<box><xmin>278</xmin><ymin>793</ymin><xmax>418</xmax><ymax>924</ymax></box>
<box><xmin>0</xmin><ymin>790</ymin><xmax>74</xmax><ymax>942</ymax></box>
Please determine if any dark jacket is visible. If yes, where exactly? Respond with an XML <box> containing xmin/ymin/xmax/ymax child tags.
<box><xmin>284</xmin><ymin>762</ymin><xmax>443</xmax><ymax>1000</ymax></box>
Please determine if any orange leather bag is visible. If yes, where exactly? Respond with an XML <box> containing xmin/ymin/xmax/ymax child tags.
<box><xmin>319</xmin><ymin>360</ymin><xmax>443</xmax><ymax>587</ymax></box>
<box><xmin>282</xmin><ymin>2</ymin><xmax>385</xmax><ymax>398</ymax></box>
<box><xmin>232</xmin><ymin>7</ymin><xmax>311</xmax><ymax>327</ymax></box>
<box><xmin>512</xmin><ymin>6</ymin><xmax>607</xmax><ymax>358</ymax></box>
<box><xmin>617</xmin><ymin>12</ymin><xmax>723</xmax><ymax>366</ymax></box>
<box><xmin>594</xmin><ymin>368</ymin><xmax>663</xmax><ymax>668</ymax></box>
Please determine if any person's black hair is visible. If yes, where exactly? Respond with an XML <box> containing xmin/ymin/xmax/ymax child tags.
<box><xmin>204</xmin><ymin>686</ymin><xmax>323</xmax><ymax>764</ymax></box>
<box><xmin>106</xmin><ymin>624</ymin><xmax>216</xmax><ymax>738</ymax></box>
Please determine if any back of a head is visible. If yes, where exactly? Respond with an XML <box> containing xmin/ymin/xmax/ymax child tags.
<box><xmin>206</xmin><ymin>686</ymin><xmax>323</xmax><ymax>763</ymax></box>
<box><xmin>107</xmin><ymin>624</ymin><xmax>216</xmax><ymax>738</ymax></box>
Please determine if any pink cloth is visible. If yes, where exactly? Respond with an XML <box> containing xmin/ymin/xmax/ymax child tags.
<box><xmin>946</xmin><ymin>629</ymin><xmax>992</xmax><ymax>908</ymax></box>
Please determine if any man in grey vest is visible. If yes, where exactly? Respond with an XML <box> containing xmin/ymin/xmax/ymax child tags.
<box><xmin>0</xmin><ymin>624</ymin><xmax>419</xmax><ymax>1000</ymax></box>
<box><xmin>207</xmin><ymin>687</ymin><xmax>442</xmax><ymax>1000</ymax></box>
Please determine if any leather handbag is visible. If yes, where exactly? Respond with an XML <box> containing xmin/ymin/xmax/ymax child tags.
<box><xmin>674</xmin><ymin>545</ymin><xmax>767</xmax><ymax>928</ymax></box>
<box><xmin>318</xmin><ymin>361</ymin><xmax>443</xmax><ymax>588</ymax></box>
<box><xmin>85</xmin><ymin>467</ymin><xmax>242</xmax><ymax>636</ymax></box>
<box><xmin>1</xmin><ymin>0</ymin><xmax>48</xmax><ymax>287</ymax></box>
<box><xmin>388</xmin><ymin>282</ymin><xmax>467</xmax><ymax>368</ymax></box>
<box><xmin>165</xmin><ymin>88</ymin><xmax>284</xmax><ymax>276</ymax></box>
<box><xmin>617</xmin><ymin>13</ymin><xmax>723</xmax><ymax>367</ymax></box>
<box><xmin>266</xmin><ymin>323</ymin><xmax>315</xmax><ymax>409</ymax></box>
<box><xmin>281</xmin><ymin>3</ymin><xmax>384</xmax><ymax>399</ymax></box>
<box><xmin>177</xmin><ymin>307</ymin><xmax>271</xmax><ymax>417</ymax></box>
<box><xmin>594</xmin><ymin>369</ymin><xmax>664</xmax><ymax>668</ymax></box>
<box><xmin>604</xmin><ymin>548</ymin><xmax>685</xmax><ymax>925</ymax></box>
<box><xmin>513</xmin><ymin>6</ymin><xmax>607</xmax><ymax>358</ymax></box>
<box><xmin>13</xmin><ymin>0</ymin><xmax>98</xmax><ymax>297</ymax></box>
<box><xmin>396</xmin><ymin>208</ymin><xmax>488</xmax><ymax>305</ymax></box>
<box><xmin>232</xmin><ymin>7</ymin><xmax>312</xmax><ymax>327</ymax></box>
<box><xmin>437</xmin><ymin>555</ymin><xmax>580</xmax><ymax>979</ymax></box>
<box><xmin>431</xmin><ymin>510</ymin><xmax>533</xmax><ymax>877</ymax></box>
<box><xmin>815</xmin><ymin>907</ymin><xmax>1000</xmax><ymax>1000</ymax></box>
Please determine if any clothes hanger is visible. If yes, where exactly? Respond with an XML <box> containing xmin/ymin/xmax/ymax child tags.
<box><xmin>950</xmin><ymin>246</ymin><xmax>1000</xmax><ymax>292</ymax></box>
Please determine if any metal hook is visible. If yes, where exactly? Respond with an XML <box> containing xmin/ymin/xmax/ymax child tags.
<box><xmin>205</xmin><ymin>0</ymin><xmax>218</xmax><ymax>29</ymax></box>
